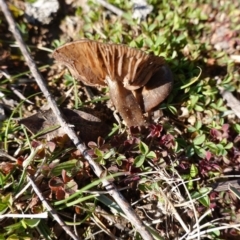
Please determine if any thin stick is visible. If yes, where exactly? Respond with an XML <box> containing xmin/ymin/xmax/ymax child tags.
<box><xmin>0</xmin><ymin>1</ymin><xmax>153</xmax><ymax>239</ymax></box>
<box><xmin>0</xmin><ymin>212</ymin><xmax>48</xmax><ymax>219</ymax></box>
<box><xmin>0</xmin><ymin>149</ymin><xmax>17</xmax><ymax>162</ymax></box>
<box><xmin>1</xmin><ymin>70</ymin><xmax>33</xmax><ymax>104</ymax></box>
<box><xmin>95</xmin><ymin>0</ymin><xmax>124</xmax><ymax>16</ymax></box>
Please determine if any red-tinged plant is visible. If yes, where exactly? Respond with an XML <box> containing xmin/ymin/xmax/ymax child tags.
<box><xmin>31</xmin><ymin>140</ymin><xmax>41</xmax><ymax>148</ymax></box>
<box><xmin>49</xmin><ymin>170</ymin><xmax>78</xmax><ymax>200</ymax></box>
<box><xmin>88</xmin><ymin>136</ymin><xmax>111</xmax><ymax>151</ymax></box>
<box><xmin>159</xmin><ymin>134</ymin><xmax>175</xmax><ymax>149</ymax></box>
<box><xmin>45</xmin><ymin>141</ymin><xmax>57</xmax><ymax>152</ymax></box>
<box><xmin>123</xmin><ymin>174</ymin><xmax>140</xmax><ymax>184</ymax></box>
<box><xmin>222</xmin><ymin>124</ymin><xmax>230</xmax><ymax>139</ymax></box>
<box><xmin>87</xmin><ymin>136</ymin><xmax>111</xmax><ymax>160</ymax></box>
<box><xmin>0</xmin><ymin>162</ymin><xmax>16</xmax><ymax>174</ymax></box>
<box><xmin>210</xmin><ymin>128</ymin><xmax>222</xmax><ymax>141</ymax></box>
<box><xmin>49</xmin><ymin>176</ymin><xmax>65</xmax><ymax>200</ymax></box>
<box><xmin>123</xmin><ymin>137</ymin><xmax>140</xmax><ymax>151</ymax></box>
<box><xmin>16</xmin><ymin>156</ymin><xmax>26</xmax><ymax>166</ymax></box>
<box><xmin>199</xmin><ymin>159</ymin><xmax>223</xmax><ymax>177</ymax></box>
<box><xmin>147</xmin><ymin>124</ymin><xmax>163</xmax><ymax>138</ymax></box>
<box><xmin>210</xmin><ymin>124</ymin><xmax>230</xmax><ymax>142</ymax></box>
<box><xmin>205</xmin><ymin>151</ymin><xmax>212</xmax><ymax>161</ymax></box>
<box><xmin>209</xmin><ymin>191</ymin><xmax>218</xmax><ymax>208</ymax></box>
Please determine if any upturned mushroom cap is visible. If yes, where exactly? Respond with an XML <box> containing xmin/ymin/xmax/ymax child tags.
<box><xmin>53</xmin><ymin>39</ymin><xmax>173</xmax><ymax>127</ymax></box>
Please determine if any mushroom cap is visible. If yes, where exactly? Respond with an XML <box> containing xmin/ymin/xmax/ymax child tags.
<box><xmin>52</xmin><ymin>39</ymin><xmax>166</xmax><ymax>91</ymax></box>
<box><xmin>53</xmin><ymin>39</ymin><xmax>173</xmax><ymax>126</ymax></box>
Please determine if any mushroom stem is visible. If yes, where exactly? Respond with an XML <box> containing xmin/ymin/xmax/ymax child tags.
<box><xmin>106</xmin><ymin>76</ymin><xmax>145</xmax><ymax>127</ymax></box>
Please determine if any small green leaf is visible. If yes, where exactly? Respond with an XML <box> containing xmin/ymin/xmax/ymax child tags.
<box><xmin>194</xmin><ymin>105</ymin><xmax>204</xmax><ymax>112</ymax></box>
<box><xmin>23</xmin><ymin>219</ymin><xmax>40</xmax><ymax>228</ymax></box>
<box><xmin>146</xmin><ymin>151</ymin><xmax>157</xmax><ymax>159</ymax></box>
<box><xmin>190</xmin><ymin>94</ymin><xmax>198</xmax><ymax>104</ymax></box>
<box><xmin>94</xmin><ymin>148</ymin><xmax>103</xmax><ymax>157</ymax></box>
<box><xmin>0</xmin><ymin>203</ymin><xmax>8</xmax><ymax>215</ymax></box>
<box><xmin>191</xmin><ymin>189</ymin><xmax>210</xmax><ymax>207</ymax></box>
<box><xmin>224</xmin><ymin>142</ymin><xmax>233</xmax><ymax>150</ymax></box>
<box><xmin>103</xmin><ymin>149</ymin><xmax>114</xmax><ymax>159</ymax></box>
<box><xmin>233</xmin><ymin>124</ymin><xmax>240</xmax><ymax>134</ymax></box>
<box><xmin>2</xmin><ymin>193</ymin><xmax>12</xmax><ymax>204</ymax></box>
<box><xmin>216</xmin><ymin>98</ymin><xmax>223</xmax><ymax>107</ymax></box>
<box><xmin>186</xmin><ymin>145</ymin><xmax>195</xmax><ymax>157</ymax></box>
<box><xmin>98</xmin><ymin>157</ymin><xmax>106</xmax><ymax>165</ymax></box>
<box><xmin>198</xmin><ymin>194</ymin><xmax>210</xmax><ymax>207</ymax></box>
<box><xmin>216</xmin><ymin>144</ymin><xmax>226</xmax><ymax>155</ymax></box>
<box><xmin>168</xmin><ymin>105</ymin><xmax>177</xmax><ymax>115</ymax></box>
<box><xmin>116</xmin><ymin>155</ymin><xmax>125</xmax><ymax>166</ymax></box>
<box><xmin>190</xmin><ymin>164</ymin><xmax>198</xmax><ymax>178</ymax></box>
<box><xmin>139</xmin><ymin>141</ymin><xmax>149</xmax><ymax>155</ymax></box>
<box><xmin>205</xmin><ymin>142</ymin><xmax>218</xmax><ymax>151</ymax></box>
<box><xmin>156</xmin><ymin>35</ymin><xmax>166</xmax><ymax>45</ymax></box>
<box><xmin>116</xmin><ymin>155</ymin><xmax>125</xmax><ymax>161</ymax></box>
<box><xmin>188</xmin><ymin>126</ymin><xmax>196</xmax><ymax>132</ymax></box>
<box><xmin>21</xmin><ymin>219</ymin><xmax>27</xmax><ymax>229</ymax></box>
<box><xmin>107</xmin><ymin>123</ymin><xmax>120</xmax><ymax>137</ymax></box>
<box><xmin>149</xmin><ymin>23</ymin><xmax>157</xmax><ymax>32</ymax></box>
<box><xmin>194</xmin><ymin>146</ymin><xmax>206</xmax><ymax>158</ymax></box>
<box><xmin>116</xmin><ymin>159</ymin><xmax>122</xmax><ymax>166</ymax></box>
<box><xmin>209</xmin><ymin>228</ymin><xmax>220</xmax><ymax>237</ymax></box>
<box><xmin>0</xmin><ymin>172</ymin><xmax>6</xmax><ymax>187</ymax></box>
<box><xmin>195</xmin><ymin>121</ymin><xmax>202</xmax><ymax>130</ymax></box>
<box><xmin>193</xmin><ymin>134</ymin><xmax>206</xmax><ymax>145</ymax></box>
<box><xmin>6</xmin><ymin>234</ymin><xmax>20</xmax><ymax>240</ymax></box>
<box><xmin>134</xmin><ymin>155</ymin><xmax>146</xmax><ymax>168</ymax></box>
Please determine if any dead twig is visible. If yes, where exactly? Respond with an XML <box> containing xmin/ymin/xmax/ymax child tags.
<box><xmin>1</xmin><ymin>70</ymin><xmax>34</xmax><ymax>104</ymax></box>
<box><xmin>0</xmin><ymin>1</ymin><xmax>154</xmax><ymax>239</ymax></box>
<box><xmin>95</xmin><ymin>0</ymin><xmax>124</xmax><ymax>16</ymax></box>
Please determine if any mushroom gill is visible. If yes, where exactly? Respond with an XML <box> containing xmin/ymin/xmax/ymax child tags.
<box><xmin>53</xmin><ymin>39</ymin><xmax>173</xmax><ymax>127</ymax></box>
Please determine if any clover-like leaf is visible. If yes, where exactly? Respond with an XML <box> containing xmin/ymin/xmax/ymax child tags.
<box><xmin>94</xmin><ymin>148</ymin><xmax>103</xmax><ymax>158</ymax></box>
<box><xmin>193</xmin><ymin>134</ymin><xmax>206</xmax><ymax>145</ymax></box>
<box><xmin>146</xmin><ymin>151</ymin><xmax>157</xmax><ymax>159</ymax></box>
<box><xmin>194</xmin><ymin>146</ymin><xmax>206</xmax><ymax>158</ymax></box>
<box><xmin>139</xmin><ymin>141</ymin><xmax>149</xmax><ymax>155</ymax></box>
<box><xmin>134</xmin><ymin>155</ymin><xmax>146</xmax><ymax>168</ymax></box>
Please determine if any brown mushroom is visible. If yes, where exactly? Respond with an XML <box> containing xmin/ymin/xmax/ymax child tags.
<box><xmin>52</xmin><ymin>40</ymin><xmax>173</xmax><ymax>127</ymax></box>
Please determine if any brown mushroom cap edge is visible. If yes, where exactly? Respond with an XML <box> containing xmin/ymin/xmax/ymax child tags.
<box><xmin>52</xmin><ymin>40</ymin><xmax>173</xmax><ymax>127</ymax></box>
